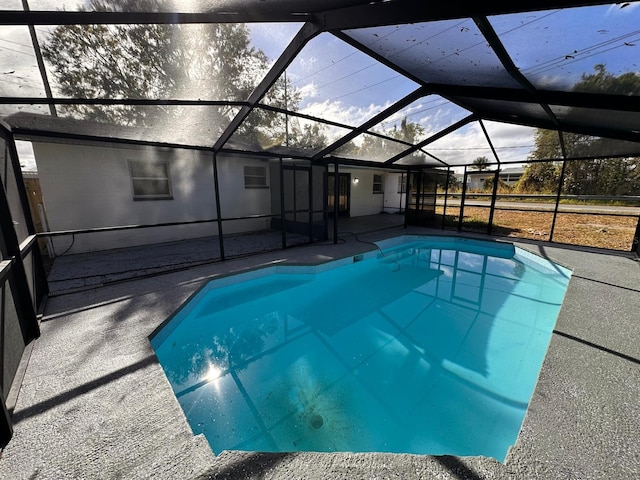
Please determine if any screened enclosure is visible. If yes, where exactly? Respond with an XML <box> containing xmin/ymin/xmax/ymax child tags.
<box><xmin>1</xmin><ymin>0</ymin><xmax>640</xmax><ymax>445</ymax></box>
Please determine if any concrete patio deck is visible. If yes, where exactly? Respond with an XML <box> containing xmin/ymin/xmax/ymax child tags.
<box><xmin>44</xmin><ymin>213</ymin><xmax>406</xmax><ymax>295</ymax></box>
<box><xmin>1</xmin><ymin>221</ymin><xmax>638</xmax><ymax>479</ymax></box>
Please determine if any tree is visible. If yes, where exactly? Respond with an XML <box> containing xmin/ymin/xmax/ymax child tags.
<box><xmin>562</xmin><ymin>157</ymin><xmax>640</xmax><ymax>195</ymax></box>
<box><xmin>42</xmin><ymin>0</ymin><xmax>296</xmax><ymax>142</ymax></box>
<box><xmin>526</xmin><ymin>65</ymin><xmax>640</xmax><ymax>195</ymax></box>
<box><xmin>288</xmin><ymin>123</ymin><xmax>328</xmax><ymax>151</ymax></box>
<box><xmin>388</xmin><ymin>117</ymin><xmax>424</xmax><ymax>144</ymax></box>
<box><xmin>515</xmin><ymin>161</ymin><xmax>561</xmax><ymax>193</ymax></box>
<box><xmin>435</xmin><ymin>169</ymin><xmax>460</xmax><ymax>192</ymax></box>
<box><xmin>483</xmin><ymin>176</ymin><xmax>512</xmax><ymax>193</ymax></box>
<box><xmin>388</xmin><ymin>117</ymin><xmax>426</xmax><ymax>163</ymax></box>
<box><xmin>359</xmin><ymin>117</ymin><xmax>425</xmax><ymax>161</ymax></box>
<box><xmin>575</xmin><ymin>63</ymin><xmax>640</xmax><ymax>96</ymax></box>
<box><xmin>529</xmin><ymin>129</ymin><xmax>563</xmax><ymax>160</ymax></box>
<box><xmin>471</xmin><ymin>156</ymin><xmax>489</xmax><ymax>171</ymax></box>
<box><xmin>333</xmin><ymin>117</ymin><xmax>425</xmax><ymax>162</ymax></box>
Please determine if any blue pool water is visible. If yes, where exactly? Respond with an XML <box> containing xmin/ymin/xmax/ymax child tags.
<box><xmin>150</xmin><ymin>235</ymin><xmax>572</xmax><ymax>461</ymax></box>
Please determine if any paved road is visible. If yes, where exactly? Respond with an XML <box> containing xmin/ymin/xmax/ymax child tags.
<box><xmin>437</xmin><ymin>199</ymin><xmax>640</xmax><ymax>215</ymax></box>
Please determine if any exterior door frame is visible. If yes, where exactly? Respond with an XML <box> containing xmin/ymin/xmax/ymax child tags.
<box><xmin>327</xmin><ymin>172</ymin><xmax>351</xmax><ymax>217</ymax></box>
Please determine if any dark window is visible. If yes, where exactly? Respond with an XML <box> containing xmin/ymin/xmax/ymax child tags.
<box><xmin>244</xmin><ymin>165</ymin><xmax>268</xmax><ymax>188</ymax></box>
<box><xmin>129</xmin><ymin>160</ymin><xmax>171</xmax><ymax>199</ymax></box>
<box><xmin>373</xmin><ymin>174</ymin><xmax>384</xmax><ymax>194</ymax></box>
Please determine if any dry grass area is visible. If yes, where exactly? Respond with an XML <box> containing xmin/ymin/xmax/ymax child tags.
<box><xmin>435</xmin><ymin>206</ymin><xmax>638</xmax><ymax>251</ymax></box>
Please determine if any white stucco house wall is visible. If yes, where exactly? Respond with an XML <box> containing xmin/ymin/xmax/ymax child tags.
<box><xmin>7</xmin><ymin>113</ymin><xmax>409</xmax><ymax>256</ymax></box>
<box><xmin>31</xmin><ymin>139</ymin><xmax>273</xmax><ymax>255</ymax></box>
<box><xmin>335</xmin><ymin>167</ymin><xmax>406</xmax><ymax>216</ymax></box>
<box><xmin>382</xmin><ymin>171</ymin><xmax>407</xmax><ymax>214</ymax></box>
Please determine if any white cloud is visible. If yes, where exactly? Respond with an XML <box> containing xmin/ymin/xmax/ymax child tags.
<box><xmin>424</xmin><ymin>120</ymin><xmax>536</xmax><ymax>167</ymax></box>
<box><xmin>484</xmin><ymin>121</ymin><xmax>534</xmax><ymax>143</ymax></box>
<box><xmin>297</xmin><ymin>82</ymin><xmax>318</xmax><ymax>100</ymax></box>
<box><xmin>301</xmin><ymin>98</ymin><xmax>392</xmax><ymax>128</ymax></box>
<box><xmin>297</xmin><ymin>55</ymin><xmax>319</xmax><ymax>75</ymax></box>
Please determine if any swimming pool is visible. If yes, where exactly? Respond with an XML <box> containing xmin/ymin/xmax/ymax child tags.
<box><xmin>150</xmin><ymin>235</ymin><xmax>572</xmax><ymax>462</ymax></box>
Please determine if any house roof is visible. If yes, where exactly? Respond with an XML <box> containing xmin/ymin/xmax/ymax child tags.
<box><xmin>499</xmin><ymin>166</ymin><xmax>526</xmax><ymax>174</ymax></box>
<box><xmin>2</xmin><ymin>1</ymin><xmax>640</xmax><ymax>169</ymax></box>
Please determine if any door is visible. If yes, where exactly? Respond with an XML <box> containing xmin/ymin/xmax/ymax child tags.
<box><xmin>405</xmin><ymin>170</ymin><xmax>437</xmax><ymax>226</ymax></box>
<box><xmin>327</xmin><ymin>173</ymin><xmax>350</xmax><ymax>217</ymax></box>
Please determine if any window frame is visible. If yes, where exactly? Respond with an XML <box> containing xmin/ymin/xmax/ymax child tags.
<box><xmin>128</xmin><ymin>160</ymin><xmax>172</xmax><ymax>200</ymax></box>
<box><xmin>397</xmin><ymin>174</ymin><xmax>406</xmax><ymax>194</ymax></box>
<box><xmin>244</xmin><ymin>165</ymin><xmax>269</xmax><ymax>189</ymax></box>
<box><xmin>372</xmin><ymin>173</ymin><xmax>384</xmax><ymax>194</ymax></box>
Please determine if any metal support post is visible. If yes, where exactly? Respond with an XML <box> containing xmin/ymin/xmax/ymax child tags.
<box><xmin>458</xmin><ymin>166</ymin><xmax>468</xmax><ymax>232</ymax></box>
<box><xmin>488</xmin><ymin>169</ymin><xmax>499</xmax><ymax>235</ymax></box>
<box><xmin>333</xmin><ymin>160</ymin><xmax>339</xmax><ymax>243</ymax></box>
<box><xmin>279</xmin><ymin>157</ymin><xmax>287</xmax><ymax>249</ymax></box>
<box><xmin>212</xmin><ymin>153</ymin><xmax>225</xmax><ymax>260</ymax></box>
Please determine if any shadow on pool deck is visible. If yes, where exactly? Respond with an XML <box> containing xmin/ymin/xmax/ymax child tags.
<box><xmin>1</xmin><ymin>225</ymin><xmax>639</xmax><ymax>479</ymax></box>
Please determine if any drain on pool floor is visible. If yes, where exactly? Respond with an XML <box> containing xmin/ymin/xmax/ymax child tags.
<box><xmin>309</xmin><ymin>414</ymin><xmax>324</xmax><ymax>430</ymax></box>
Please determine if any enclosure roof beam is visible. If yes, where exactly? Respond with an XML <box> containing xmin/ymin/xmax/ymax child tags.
<box><xmin>323</xmin><ymin>156</ymin><xmax>412</xmax><ymax>171</ymax></box>
<box><xmin>478</xmin><ymin>110</ymin><xmax>640</xmax><ymax>147</ymax></box>
<box><xmin>0</xmin><ymin>97</ymin><xmax>249</xmax><ymax>107</ymax></box>
<box><xmin>212</xmin><ymin>21</ymin><xmax>322</xmax><ymax>152</ymax></box>
<box><xmin>0</xmin><ymin>10</ymin><xmax>312</xmax><ymax>25</ymax></box>
<box><xmin>0</xmin><ymin>1</ymin><xmax>612</xmax><ymax>27</ymax></box>
<box><xmin>424</xmin><ymin>84</ymin><xmax>640</xmax><ymax>113</ymax></box>
<box><xmin>332</xmin><ymin>30</ymin><xmax>429</xmax><ymax>90</ymax></box>
<box><xmin>311</xmin><ymin>87</ymin><xmax>427</xmax><ymax>161</ymax></box>
<box><xmin>384</xmin><ymin>114</ymin><xmax>478</xmax><ymax>166</ymax></box>
<box><xmin>479</xmin><ymin>119</ymin><xmax>501</xmax><ymax>165</ymax></box>
<box><xmin>473</xmin><ymin>16</ymin><xmax>559</xmax><ymax>128</ymax></box>
<box><xmin>10</xmin><ymin>126</ymin><xmax>214</xmax><ymax>152</ymax></box>
<box><xmin>256</xmin><ymin>103</ymin><xmax>358</xmax><ymax>131</ymax></box>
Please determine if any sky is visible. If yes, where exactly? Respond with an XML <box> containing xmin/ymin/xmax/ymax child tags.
<box><xmin>1</xmin><ymin>1</ymin><xmax>639</xmax><ymax>171</ymax></box>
